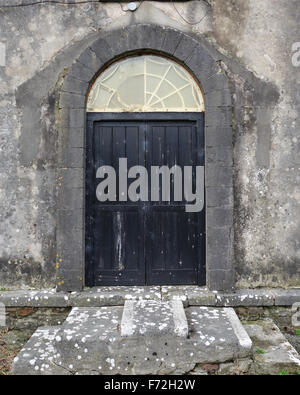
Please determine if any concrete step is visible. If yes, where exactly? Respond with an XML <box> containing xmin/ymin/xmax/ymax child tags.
<box><xmin>11</xmin><ymin>326</ymin><xmax>70</xmax><ymax>375</ymax></box>
<box><xmin>244</xmin><ymin>319</ymin><xmax>300</xmax><ymax>375</ymax></box>
<box><xmin>121</xmin><ymin>300</ymin><xmax>188</xmax><ymax>337</ymax></box>
<box><xmin>12</xmin><ymin>303</ymin><xmax>253</xmax><ymax>375</ymax></box>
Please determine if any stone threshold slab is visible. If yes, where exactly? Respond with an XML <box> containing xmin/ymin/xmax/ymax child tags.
<box><xmin>121</xmin><ymin>300</ymin><xmax>188</xmax><ymax>338</ymax></box>
<box><xmin>0</xmin><ymin>287</ymin><xmax>299</xmax><ymax>308</ymax></box>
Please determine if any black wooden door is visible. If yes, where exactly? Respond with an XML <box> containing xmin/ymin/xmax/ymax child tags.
<box><xmin>86</xmin><ymin>113</ymin><xmax>205</xmax><ymax>286</ymax></box>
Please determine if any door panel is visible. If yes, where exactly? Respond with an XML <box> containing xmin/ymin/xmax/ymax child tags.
<box><xmin>92</xmin><ymin>209</ymin><xmax>145</xmax><ymax>285</ymax></box>
<box><xmin>85</xmin><ymin>113</ymin><xmax>205</xmax><ymax>286</ymax></box>
<box><xmin>86</xmin><ymin>121</ymin><xmax>146</xmax><ymax>286</ymax></box>
<box><xmin>145</xmin><ymin>121</ymin><xmax>202</xmax><ymax>285</ymax></box>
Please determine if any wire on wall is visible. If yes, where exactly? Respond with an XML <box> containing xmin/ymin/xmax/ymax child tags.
<box><xmin>0</xmin><ymin>0</ymin><xmax>210</xmax><ymax>27</ymax></box>
<box><xmin>0</xmin><ymin>1</ymin><xmax>100</xmax><ymax>8</ymax></box>
<box><xmin>172</xmin><ymin>1</ymin><xmax>209</xmax><ymax>26</ymax></box>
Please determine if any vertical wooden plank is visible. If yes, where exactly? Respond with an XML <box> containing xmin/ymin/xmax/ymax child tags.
<box><xmin>149</xmin><ymin>211</ymin><xmax>165</xmax><ymax>271</ymax></box>
<box><xmin>164</xmin><ymin>212</ymin><xmax>178</xmax><ymax>270</ymax></box>
<box><xmin>97</xmin><ymin>125</ymin><xmax>113</xmax><ymax>167</ymax></box>
<box><xmin>151</xmin><ymin>125</ymin><xmax>164</xmax><ymax>203</ymax></box>
<box><xmin>112</xmin><ymin>211</ymin><xmax>126</xmax><ymax>271</ymax></box>
<box><xmin>93</xmin><ymin>210</ymin><xmax>113</xmax><ymax>271</ymax></box>
<box><xmin>126</xmin><ymin>126</ymin><xmax>139</xmax><ymax>168</ymax></box>
<box><xmin>152</xmin><ymin>126</ymin><xmax>165</xmax><ymax>166</ymax></box>
<box><xmin>125</xmin><ymin>212</ymin><xmax>140</xmax><ymax>271</ymax></box>
<box><xmin>112</xmin><ymin>125</ymin><xmax>126</xmax><ymax>200</ymax></box>
<box><xmin>177</xmin><ymin>212</ymin><xmax>198</xmax><ymax>270</ymax></box>
<box><xmin>165</xmin><ymin>125</ymin><xmax>178</xmax><ymax>205</ymax></box>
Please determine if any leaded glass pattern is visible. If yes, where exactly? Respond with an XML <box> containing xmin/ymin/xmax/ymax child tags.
<box><xmin>87</xmin><ymin>55</ymin><xmax>205</xmax><ymax>112</ymax></box>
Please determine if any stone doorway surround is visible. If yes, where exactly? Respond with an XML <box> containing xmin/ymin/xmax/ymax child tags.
<box><xmin>56</xmin><ymin>24</ymin><xmax>233</xmax><ymax>293</ymax></box>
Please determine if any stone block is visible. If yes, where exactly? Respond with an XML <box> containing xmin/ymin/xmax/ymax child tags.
<box><xmin>207</xmin><ymin>269</ymin><xmax>235</xmax><ymax>292</ymax></box>
<box><xmin>59</xmin><ymin>92</ymin><xmax>86</xmax><ymax>110</ymax></box>
<box><xmin>58</xmin><ymin>146</ymin><xmax>84</xmax><ymax>168</ymax></box>
<box><xmin>160</xmin><ymin>28</ymin><xmax>183</xmax><ymax>55</ymax></box>
<box><xmin>161</xmin><ymin>286</ymin><xmax>216</xmax><ymax>306</ymax></box>
<box><xmin>206</xmin><ymin>145</ymin><xmax>233</xmax><ymax>166</ymax></box>
<box><xmin>205</xmin><ymin>165</ymin><xmax>233</xmax><ymax>187</ymax></box>
<box><xmin>0</xmin><ymin>290</ymin><xmax>71</xmax><ymax>308</ymax></box>
<box><xmin>215</xmin><ymin>289</ymin><xmax>275</xmax><ymax>307</ymax></box>
<box><xmin>69</xmin><ymin>60</ymin><xmax>95</xmax><ymax>83</ymax></box>
<box><xmin>205</xmin><ymin>126</ymin><xmax>233</xmax><ymax>147</ymax></box>
<box><xmin>127</xmin><ymin>24</ymin><xmax>165</xmax><ymax>52</ymax></box>
<box><xmin>57</xmin><ymin>209</ymin><xmax>84</xmax><ymax>232</ymax></box>
<box><xmin>66</xmin><ymin>127</ymin><xmax>85</xmax><ymax>148</ymax></box>
<box><xmin>218</xmin><ymin>358</ymin><xmax>253</xmax><ymax>375</ymax></box>
<box><xmin>202</xmin><ymin>72</ymin><xmax>230</xmax><ymax>94</ymax></box>
<box><xmin>56</xmin><ymin>271</ymin><xmax>84</xmax><ymax>293</ymax></box>
<box><xmin>70</xmin><ymin>286</ymin><xmax>162</xmax><ymax>307</ymax></box>
<box><xmin>174</xmin><ymin>34</ymin><xmax>198</xmax><ymax>61</ymax></box>
<box><xmin>76</xmin><ymin>48</ymin><xmax>102</xmax><ymax>74</ymax></box>
<box><xmin>185</xmin><ymin>45</ymin><xmax>219</xmax><ymax>81</ymax></box>
<box><xmin>68</xmin><ymin>109</ymin><xmax>85</xmax><ymax>129</ymax></box>
<box><xmin>62</xmin><ymin>76</ymin><xmax>89</xmax><ymax>96</ymax></box>
<box><xmin>121</xmin><ymin>300</ymin><xmax>188</xmax><ymax>338</ymax></box>
<box><xmin>207</xmin><ymin>252</ymin><xmax>232</xmax><ymax>272</ymax></box>
<box><xmin>273</xmin><ymin>289</ymin><xmax>300</xmax><ymax>306</ymax></box>
<box><xmin>205</xmin><ymin>107</ymin><xmax>232</xmax><ymax>129</ymax></box>
<box><xmin>12</xmin><ymin>326</ymin><xmax>69</xmax><ymax>375</ymax></box>
<box><xmin>245</xmin><ymin>319</ymin><xmax>300</xmax><ymax>375</ymax></box>
<box><xmin>205</xmin><ymin>89</ymin><xmax>232</xmax><ymax>107</ymax></box>
<box><xmin>57</xmin><ymin>186</ymin><xmax>84</xmax><ymax>210</ymax></box>
<box><xmin>90</xmin><ymin>37</ymin><xmax>115</xmax><ymax>65</ymax></box>
<box><xmin>207</xmin><ymin>206</ymin><xmax>233</xmax><ymax>228</ymax></box>
<box><xmin>206</xmin><ymin>186</ymin><xmax>233</xmax><ymax>208</ymax></box>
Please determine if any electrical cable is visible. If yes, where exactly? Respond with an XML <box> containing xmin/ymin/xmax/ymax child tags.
<box><xmin>0</xmin><ymin>0</ymin><xmax>209</xmax><ymax>27</ymax></box>
<box><xmin>0</xmin><ymin>1</ymin><xmax>100</xmax><ymax>8</ymax></box>
<box><xmin>172</xmin><ymin>0</ymin><xmax>209</xmax><ymax>26</ymax></box>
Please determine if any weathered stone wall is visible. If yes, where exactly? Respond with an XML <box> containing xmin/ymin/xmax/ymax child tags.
<box><xmin>0</xmin><ymin>0</ymin><xmax>299</xmax><ymax>289</ymax></box>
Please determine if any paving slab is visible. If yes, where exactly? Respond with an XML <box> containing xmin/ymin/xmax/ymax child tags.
<box><xmin>186</xmin><ymin>306</ymin><xmax>252</xmax><ymax>362</ymax></box>
<box><xmin>0</xmin><ymin>290</ymin><xmax>71</xmax><ymax>307</ymax></box>
<box><xmin>70</xmin><ymin>286</ymin><xmax>161</xmax><ymax>307</ymax></box>
<box><xmin>161</xmin><ymin>286</ymin><xmax>216</xmax><ymax>306</ymax></box>
<box><xmin>272</xmin><ymin>289</ymin><xmax>300</xmax><ymax>306</ymax></box>
<box><xmin>244</xmin><ymin>319</ymin><xmax>300</xmax><ymax>375</ymax></box>
<box><xmin>215</xmin><ymin>289</ymin><xmax>275</xmax><ymax>307</ymax></box>
<box><xmin>121</xmin><ymin>300</ymin><xmax>188</xmax><ymax>338</ymax></box>
<box><xmin>12</xmin><ymin>326</ymin><xmax>70</xmax><ymax>375</ymax></box>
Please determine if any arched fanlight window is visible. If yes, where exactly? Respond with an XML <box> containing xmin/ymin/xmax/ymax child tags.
<box><xmin>87</xmin><ymin>55</ymin><xmax>205</xmax><ymax>112</ymax></box>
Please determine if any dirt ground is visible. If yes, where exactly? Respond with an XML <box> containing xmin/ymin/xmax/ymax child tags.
<box><xmin>0</xmin><ymin>329</ymin><xmax>30</xmax><ymax>375</ymax></box>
